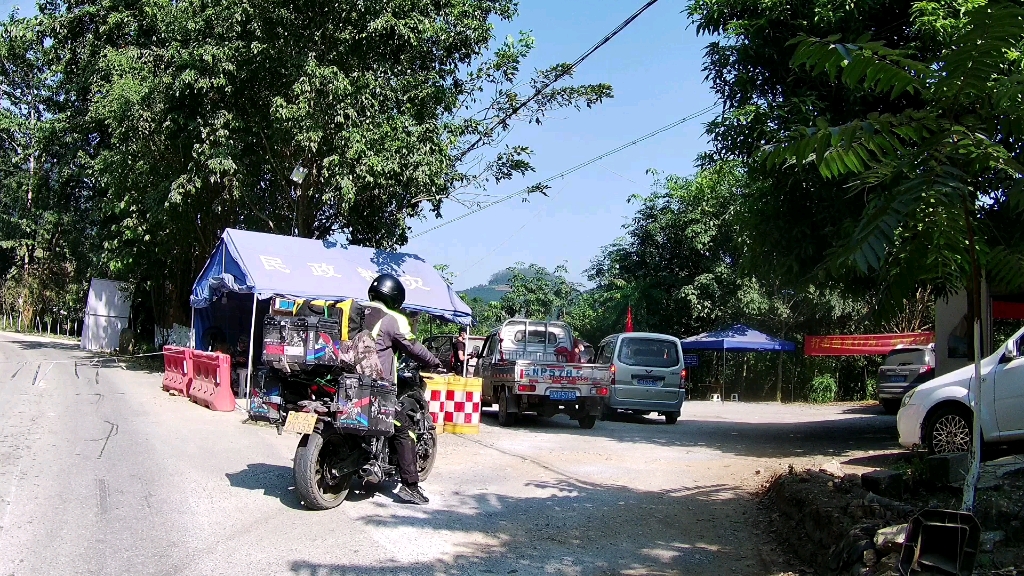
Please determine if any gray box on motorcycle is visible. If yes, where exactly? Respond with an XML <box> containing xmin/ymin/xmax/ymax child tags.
<box><xmin>334</xmin><ymin>374</ymin><xmax>397</xmax><ymax>436</ymax></box>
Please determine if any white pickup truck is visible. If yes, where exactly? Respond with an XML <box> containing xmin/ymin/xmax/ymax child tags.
<box><xmin>898</xmin><ymin>325</ymin><xmax>1024</xmax><ymax>453</ymax></box>
<box><xmin>474</xmin><ymin>319</ymin><xmax>611</xmax><ymax>429</ymax></box>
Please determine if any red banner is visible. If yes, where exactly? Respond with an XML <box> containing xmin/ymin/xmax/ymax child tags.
<box><xmin>994</xmin><ymin>301</ymin><xmax>1024</xmax><ymax>320</ymax></box>
<box><xmin>804</xmin><ymin>332</ymin><xmax>934</xmax><ymax>356</ymax></box>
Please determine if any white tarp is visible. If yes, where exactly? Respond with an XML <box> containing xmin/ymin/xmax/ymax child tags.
<box><xmin>80</xmin><ymin>279</ymin><xmax>131</xmax><ymax>352</ymax></box>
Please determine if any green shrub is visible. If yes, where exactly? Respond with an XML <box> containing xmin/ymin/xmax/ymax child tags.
<box><xmin>807</xmin><ymin>374</ymin><xmax>837</xmax><ymax>404</ymax></box>
<box><xmin>865</xmin><ymin>377</ymin><xmax>877</xmax><ymax>402</ymax></box>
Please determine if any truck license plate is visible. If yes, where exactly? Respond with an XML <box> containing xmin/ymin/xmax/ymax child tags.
<box><xmin>283</xmin><ymin>411</ymin><xmax>318</xmax><ymax>435</ymax></box>
<box><xmin>549</xmin><ymin>390</ymin><xmax>577</xmax><ymax>401</ymax></box>
<box><xmin>636</xmin><ymin>378</ymin><xmax>660</xmax><ymax>387</ymax></box>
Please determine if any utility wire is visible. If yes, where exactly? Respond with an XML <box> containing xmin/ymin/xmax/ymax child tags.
<box><xmin>412</xmin><ymin>103</ymin><xmax>717</xmax><ymax>239</ymax></box>
<box><xmin>456</xmin><ymin>0</ymin><xmax>661</xmax><ymax>161</ymax></box>
<box><xmin>453</xmin><ymin>180</ymin><xmax>571</xmax><ymax>278</ymax></box>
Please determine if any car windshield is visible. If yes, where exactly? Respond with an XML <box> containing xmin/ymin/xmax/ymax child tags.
<box><xmin>617</xmin><ymin>338</ymin><xmax>679</xmax><ymax>368</ymax></box>
<box><xmin>884</xmin><ymin>349</ymin><xmax>930</xmax><ymax>366</ymax></box>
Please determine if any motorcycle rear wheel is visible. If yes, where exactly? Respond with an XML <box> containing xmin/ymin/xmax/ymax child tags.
<box><xmin>294</xmin><ymin>429</ymin><xmax>357</xmax><ymax>510</ymax></box>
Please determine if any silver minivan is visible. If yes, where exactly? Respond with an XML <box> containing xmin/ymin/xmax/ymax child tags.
<box><xmin>593</xmin><ymin>332</ymin><xmax>686</xmax><ymax>424</ymax></box>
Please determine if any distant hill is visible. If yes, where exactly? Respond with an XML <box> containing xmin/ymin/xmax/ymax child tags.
<box><xmin>458</xmin><ymin>269</ymin><xmax>523</xmax><ymax>303</ymax></box>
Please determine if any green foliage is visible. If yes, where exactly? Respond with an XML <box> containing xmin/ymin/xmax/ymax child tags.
<box><xmin>865</xmin><ymin>376</ymin><xmax>878</xmax><ymax>402</ymax></box>
<box><xmin>0</xmin><ymin>0</ymin><xmax>611</xmax><ymax>333</ymax></box>
<box><xmin>496</xmin><ymin>262</ymin><xmax>581</xmax><ymax>321</ymax></box>
<box><xmin>807</xmin><ymin>374</ymin><xmax>838</xmax><ymax>404</ymax></box>
<box><xmin>768</xmin><ymin>1</ymin><xmax>1024</xmax><ymax>302</ymax></box>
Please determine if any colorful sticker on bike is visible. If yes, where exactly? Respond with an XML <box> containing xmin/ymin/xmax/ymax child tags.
<box><xmin>337</xmin><ymin>396</ymin><xmax>370</xmax><ymax>427</ymax></box>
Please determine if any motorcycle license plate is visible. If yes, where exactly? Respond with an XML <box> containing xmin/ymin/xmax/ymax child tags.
<box><xmin>283</xmin><ymin>411</ymin><xmax>318</xmax><ymax>435</ymax></box>
<box><xmin>549</xmin><ymin>389</ymin><xmax>577</xmax><ymax>401</ymax></box>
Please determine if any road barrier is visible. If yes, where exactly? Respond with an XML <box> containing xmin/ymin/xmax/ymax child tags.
<box><xmin>189</xmin><ymin>350</ymin><xmax>235</xmax><ymax>411</ymax></box>
<box><xmin>421</xmin><ymin>373</ymin><xmax>448</xmax><ymax>435</ymax></box>
<box><xmin>444</xmin><ymin>376</ymin><xmax>482</xmax><ymax>434</ymax></box>
<box><xmin>161</xmin><ymin>346</ymin><xmax>192</xmax><ymax>396</ymax></box>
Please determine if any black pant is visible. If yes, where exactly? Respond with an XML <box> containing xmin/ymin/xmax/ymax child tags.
<box><xmin>392</xmin><ymin>402</ymin><xmax>418</xmax><ymax>485</ymax></box>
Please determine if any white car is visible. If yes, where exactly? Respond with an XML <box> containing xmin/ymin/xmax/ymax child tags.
<box><xmin>898</xmin><ymin>326</ymin><xmax>1024</xmax><ymax>453</ymax></box>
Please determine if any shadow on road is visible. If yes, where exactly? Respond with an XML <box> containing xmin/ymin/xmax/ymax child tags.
<box><xmin>0</xmin><ymin>337</ymin><xmax>83</xmax><ymax>353</ymax></box>
<box><xmin>288</xmin><ymin>476</ymin><xmax>767</xmax><ymax>576</ymax></box>
<box><xmin>479</xmin><ymin>405</ymin><xmax>899</xmax><ymax>460</ymax></box>
<box><xmin>225</xmin><ymin>463</ymin><xmax>306</xmax><ymax>510</ymax></box>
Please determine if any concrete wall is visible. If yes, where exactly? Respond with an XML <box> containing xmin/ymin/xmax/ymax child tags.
<box><xmin>935</xmin><ymin>282</ymin><xmax>992</xmax><ymax>376</ymax></box>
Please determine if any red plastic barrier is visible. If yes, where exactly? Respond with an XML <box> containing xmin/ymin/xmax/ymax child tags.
<box><xmin>162</xmin><ymin>346</ymin><xmax>192</xmax><ymax>396</ymax></box>
<box><xmin>188</xmin><ymin>350</ymin><xmax>235</xmax><ymax>411</ymax></box>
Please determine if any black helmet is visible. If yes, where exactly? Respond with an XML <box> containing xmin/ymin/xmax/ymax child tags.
<box><xmin>368</xmin><ymin>273</ymin><xmax>406</xmax><ymax>310</ymax></box>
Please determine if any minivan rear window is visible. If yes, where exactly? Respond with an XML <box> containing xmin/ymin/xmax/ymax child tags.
<box><xmin>883</xmin><ymin>348</ymin><xmax>931</xmax><ymax>367</ymax></box>
<box><xmin>617</xmin><ymin>338</ymin><xmax>679</xmax><ymax>368</ymax></box>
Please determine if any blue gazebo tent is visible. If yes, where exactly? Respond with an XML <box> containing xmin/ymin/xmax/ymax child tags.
<box><xmin>680</xmin><ymin>325</ymin><xmax>796</xmax><ymax>400</ymax></box>
<box><xmin>189</xmin><ymin>228</ymin><xmax>473</xmax><ymax>401</ymax></box>
<box><xmin>680</xmin><ymin>324</ymin><xmax>796</xmax><ymax>352</ymax></box>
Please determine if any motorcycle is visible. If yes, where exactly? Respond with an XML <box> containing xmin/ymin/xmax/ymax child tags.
<box><xmin>291</xmin><ymin>360</ymin><xmax>439</xmax><ymax>510</ymax></box>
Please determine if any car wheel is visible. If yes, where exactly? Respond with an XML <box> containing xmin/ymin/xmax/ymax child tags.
<box><xmin>578</xmin><ymin>415</ymin><xmax>597</xmax><ymax>429</ymax></box>
<box><xmin>599</xmin><ymin>404</ymin><xmax>615</xmax><ymax>421</ymax></box>
<box><xmin>926</xmin><ymin>405</ymin><xmax>972</xmax><ymax>455</ymax></box>
<box><xmin>497</xmin><ymin>387</ymin><xmax>517</xmax><ymax>427</ymax></box>
<box><xmin>881</xmin><ymin>399</ymin><xmax>901</xmax><ymax>415</ymax></box>
<box><xmin>664</xmin><ymin>412</ymin><xmax>680</xmax><ymax>425</ymax></box>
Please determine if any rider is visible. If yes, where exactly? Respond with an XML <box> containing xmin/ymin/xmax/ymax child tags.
<box><xmin>364</xmin><ymin>273</ymin><xmax>442</xmax><ymax>505</ymax></box>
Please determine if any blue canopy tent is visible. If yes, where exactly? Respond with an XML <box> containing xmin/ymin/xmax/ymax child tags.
<box><xmin>680</xmin><ymin>325</ymin><xmax>796</xmax><ymax>400</ymax></box>
<box><xmin>189</xmin><ymin>228</ymin><xmax>473</xmax><ymax>402</ymax></box>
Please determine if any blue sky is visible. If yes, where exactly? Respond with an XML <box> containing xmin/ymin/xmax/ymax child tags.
<box><xmin>407</xmin><ymin>0</ymin><xmax>717</xmax><ymax>289</ymax></box>
<box><xmin>1</xmin><ymin>0</ymin><xmax>719</xmax><ymax>290</ymax></box>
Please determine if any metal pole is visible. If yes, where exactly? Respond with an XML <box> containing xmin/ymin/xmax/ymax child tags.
<box><xmin>244</xmin><ymin>293</ymin><xmax>258</xmax><ymax>408</ymax></box>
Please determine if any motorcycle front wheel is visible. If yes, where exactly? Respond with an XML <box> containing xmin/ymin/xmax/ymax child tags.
<box><xmin>416</xmin><ymin>430</ymin><xmax>438</xmax><ymax>481</ymax></box>
<box><xmin>294</xmin><ymin>429</ymin><xmax>358</xmax><ymax>510</ymax></box>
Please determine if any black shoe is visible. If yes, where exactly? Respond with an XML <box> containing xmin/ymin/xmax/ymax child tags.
<box><xmin>396</xmin><ymin>484</ymin><xmax>429</xmax><ymax>505</ymax></box>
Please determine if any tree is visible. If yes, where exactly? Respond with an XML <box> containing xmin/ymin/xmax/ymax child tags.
<box><xmin>0</xmin><ymin>0</ymin><xmax>611</xmax><ymax>330</ymax></box>
<box><xmin>496</xmin><ymin>263</ymin><xmax>581</xmax><ymax>321</ymax></box>
<box><xmin>768</xmin><ymin>0</ymin><xmax>1024</xmax><ymax>511</ymax></box>
<box><xmin>687</xmin><ymin>0</ymin><xmax>956</xmax><ymax>291</ymax></box>
<box><xmin>583</xmin><ymin>164</ymin><xmax>747</xmax><ymax>338</ymax></box>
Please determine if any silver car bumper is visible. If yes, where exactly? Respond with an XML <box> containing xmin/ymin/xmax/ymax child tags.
<box><xmin>604</xmin><ymin>394</ymin><xmax>684</xmax><ymax>412</ymax></box>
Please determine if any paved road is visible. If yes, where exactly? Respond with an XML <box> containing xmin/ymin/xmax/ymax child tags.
<box><xmin>0</xmin><ymin>334</ymin><xmax>898</xmax><ymax>576</ymax></box>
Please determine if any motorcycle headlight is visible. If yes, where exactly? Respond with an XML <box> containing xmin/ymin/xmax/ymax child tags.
<box><xmin>901</xmin><ymin>388</ymin><xmax>917</xmax><ymax>408</ymax></box>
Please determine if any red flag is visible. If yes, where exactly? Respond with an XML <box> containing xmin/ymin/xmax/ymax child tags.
<box><xmin>625</xmin><ymin>306</ymin><xmax>634</xmax><ymax>333</ymax></box>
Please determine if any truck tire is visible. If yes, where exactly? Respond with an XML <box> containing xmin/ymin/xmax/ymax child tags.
<box><xmin>925</xmin><ymin>404</ymin><xmax>972</xmax><ymax>455</ymax></box>
<box><xmin>664</xmin><ymin>412</ymin><xmax>680</xmax><ymax>425</ymax></box>
<box><xmin>497</xmin><ymin>388</ymin><xmax>517</xmax><ymax>427</ymax></box>
<box><xmin>578</xmin><ymin>415</ymin><xmax>597</xmax><ymax>429</ymax></box>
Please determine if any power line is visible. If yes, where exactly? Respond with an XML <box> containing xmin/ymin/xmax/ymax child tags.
<box><xmin>453</xmin><ymin>181</ymin><xmax>570</xmax><ymax>278</ymax></box>
<box><xmin>456</xmin><ymin>0</ymin><xmax>661</xmax><ymax>161</ymax></box>
<box><xmin>412</xmin><ymin>103</ymin><xmax>717</xmax><ymax>239</ymax></box>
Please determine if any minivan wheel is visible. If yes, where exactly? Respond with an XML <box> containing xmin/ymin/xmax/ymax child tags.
<box><xmin>926</xmin><ymin>405</ymin><xmax>972</xmax><ymax>455</ymax></box>
<box><xmin>881</xmin><ymin>399</ymin><xmax>901</xmax><ymax>415</ymax></box>
<box><xmin>664</xmin><ymin>412</ymin><xmax>680</xmax><ymax>425</ymax></box>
